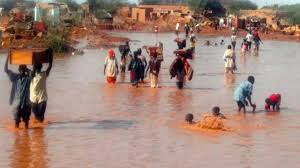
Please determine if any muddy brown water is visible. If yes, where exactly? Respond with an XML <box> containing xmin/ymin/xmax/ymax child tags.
<box><xmin>1</xmin><ymin>32</ymin><xmax>300</xmax><ymax>167</ymax></box>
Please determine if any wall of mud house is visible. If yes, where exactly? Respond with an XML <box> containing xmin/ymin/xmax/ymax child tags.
<box><xmin>131</xmin><ymin>8</ymin><xmax>153</xmax><ymax>23</ymax></box>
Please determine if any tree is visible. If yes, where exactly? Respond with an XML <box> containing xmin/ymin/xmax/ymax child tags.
<box><xmin>0</xmin><ymin>0</ymin><xmax>18</xmax><ymax>12</ymax></box>
<box><xmin>204</xmin><ymin>0</ymin><xmax>225</xmax><ymax>17</ymax></box>
<box><xmin>187</xmin><ymin>0</ymin><xmax>208</xmax><ymax>12</ymax></box>
<box><xmin>56</xmin><ymin>0</ymin><xmax>80</xmax><ymax>11</ymax></box>
<box><xmin>87</xmin><ymin>0</ymin><xmax>128</xmax><ymax>15</ymax></box>
<box><xmin>140</xmin><ymin>0</ymin><xmax>161</xmax><ymax>4</ymax></box>
<box><xmin>228</xmin><ymin>0</ymin><xmax>258</xmax><ymax>15</ymax></box>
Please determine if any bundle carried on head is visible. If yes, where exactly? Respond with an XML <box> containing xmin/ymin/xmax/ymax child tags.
<box><xmin>174</xmin><ymin>48</ymin><xmax>193</xmax><ymax>59</ymax></box>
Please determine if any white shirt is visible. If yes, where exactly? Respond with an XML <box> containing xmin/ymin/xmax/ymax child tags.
<box><xmin>30</xmin><ymin>71</ymin><xmax>48</xmax><ymax>103</ymax></box>
<box><xmin>223</xmin><ymin>49</ymin><xmax>235</xmax><ymax>68</ymax></box>
<box><xmin>231</xmin><ymin>35</ymin><xmax>237</xmax><ymax>42</ymax></box>
<box><xmin>176</xmin><ymin>23</ymin><xmax>180</xmax><ymax>31</ymax></box>
<box><xmin>246</xmin><ymin>33</ymin><xmax>253</xmax><ymax>42</ymax></box>
<box><xmin>105</xmin><ymin>57</ymin><xmax>118</xmax><ymax>77</ymax></box>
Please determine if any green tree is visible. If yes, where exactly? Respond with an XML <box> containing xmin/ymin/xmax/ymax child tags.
<box><xmin>228</xmin><ymin>0</ymin><xmax>258</xmax><ymax>15</ymax></box>
<box><xmin>291</xmin><ymin>11</ymin><xmax>300</xmax><ymax>24</ymax></box>
<box><xmin>187</xmin><ymin>0</ymin><xmax>208</xmax><ymax>12</ymax></box>
<box><xmin>56</xmin><ymin>0</ymin><xmax>80</xmax><ymax>11</ymax></box>
<box><xmin>0</xmin><ymin>0</ymin><xmax>18</xmax><ymax>12</ymax></box>
<box><xmin>140</xmin><ymin>0</ymin><xmax>161</xmax><ymax>4</ymax></box>
<box><xmin>88</xmin><ymin>0</ymin><xmax>127</xmax><ymax>14</ymax></box>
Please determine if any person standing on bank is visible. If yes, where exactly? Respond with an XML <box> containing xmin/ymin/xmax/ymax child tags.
<box><xmin>30</xmin><ymin>48</ymin><xmax>53</xmax><ymax>123</ymax></box>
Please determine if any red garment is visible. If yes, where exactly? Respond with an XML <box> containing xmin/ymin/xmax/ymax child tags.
<box><xmin>33</xmin><ymin>22</ymin><xmax>46</xmax><ymax>33</ymax></box>
<box><xmin>107</xmin><ymin>77</ymin><xmax>116</xmax><ymax>84</ymax></box>
<box><xmin>265</xmin><ymin>94</ymin><xmax>281</xmax><ymax>110</ymax></box>
<box><xmin>253</xmin><ymin>31</ymin><xmax>259</xmax><ymax>38</ymax></box>
<box><xmin>269</xmin><ymin>94</ymin><xmax>281</xmax><ymax>103</ymax></box>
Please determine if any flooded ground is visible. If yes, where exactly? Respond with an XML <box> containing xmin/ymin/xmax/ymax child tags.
<box><xmin>0</xmin><ymin>32</ymin><xmax>300</xmax><ymax>168</ymax></box>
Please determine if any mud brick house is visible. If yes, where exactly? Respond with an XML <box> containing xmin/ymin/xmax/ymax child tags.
<box><xmin>131</xmin><ymin>5</ymin><xmax>191</xmax><ymax>22</ymax></box>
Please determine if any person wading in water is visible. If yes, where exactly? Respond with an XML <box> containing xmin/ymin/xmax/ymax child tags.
<box><xmin>146</xmin><ymin>52</ymin><xmax>161</xmax><ymax>88</ymax></box>
<box><xmin>104</xmin><ymin>49</ymin><xmax>119</xmax><ymax>84</ymax></box>
<box><xmin>4</xmin><ymin>55</ymin><xmax>32</xmax><ymax>129</ymax></box>
<box><xmin>30</xmin><ymin>48</ymin><xmax>53</xmax><ymax>123</ymax></box>
<box><xmin>128</xmin><ymin>51</ymin><xmax>143</xmax><ymax>87</ymax></box>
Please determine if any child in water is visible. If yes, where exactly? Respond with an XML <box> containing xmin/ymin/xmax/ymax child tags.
<box><xmin>185</xmin><ymin>106</ymin><xmax>226</xmax><ymax>130</ymax></box>
<box><xmin>265</xmin><ymin>94</ymin><xmax>281</xmax><ymax>111</ymax></box>
<box><xmin>220</xmin><ymin>40</ymin><xmax>225</xmax><ymax>45</ymax></box>
<box><xmin>241</xmin><ymin>39</ymin><xmax>248</xmax><ymax>53</ymax></box>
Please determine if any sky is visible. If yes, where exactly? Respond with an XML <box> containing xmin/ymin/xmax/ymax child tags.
<box><xmin>41</xmin><ymin>0</ymin><xmax>300</xmax><ymax>7</ymax></box>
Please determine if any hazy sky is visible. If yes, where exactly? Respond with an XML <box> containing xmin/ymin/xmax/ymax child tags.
<box><xmin>42</xmin><ymin>0</ymin><xmax>300</xmax><ymax>7</ymax></box>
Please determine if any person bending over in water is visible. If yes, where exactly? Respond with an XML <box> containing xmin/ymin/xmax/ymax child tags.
<box><xmin>4</xmin><ymin>56</ymin><xmax>32</xmax><ymax>129</ymax></box>
<box><xmin>233</xmin><ymin>76</ymin><xmax>256</xmax><ymax>113</ymax></box>
<box><xmin>265</xmin><ymin>93</ymin><xmax>281</xmax><ymax>112</ymax></box>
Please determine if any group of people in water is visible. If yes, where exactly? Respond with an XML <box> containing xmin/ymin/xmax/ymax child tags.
<box><xmin>183</xmin><ymin>26</ymin><xmax>279</xmax><ymax>130</ymax></box>
<box><xmin>104</xmin><ymin>42</ymin><xmax>162</xmax><ymax>88</ymax></box>
<box><xmin>4</xmin><ymin>48</ymin><xmax>53</xmax><ymax>129</ymax></box>
<box><xmin>4</xmin><ymin>23</ymin><xmax>280</xmax><ymax>130</ymax></box>
<box><xmin>104</xmin><ymin>28</ymin><xmax>196</xmax><ymax>90</ymax></box>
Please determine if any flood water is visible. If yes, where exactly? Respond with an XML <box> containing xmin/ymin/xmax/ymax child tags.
<box><xmin>1</xmin><ymin>32</ymin><xmax>300</xmax><ymax>168</ymax></box>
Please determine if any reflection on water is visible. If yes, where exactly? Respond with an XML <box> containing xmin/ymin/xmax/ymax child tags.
<box><xmin>48</xmin><ymin>120</ymin><xmax>137</xmax><ymax>130</ymax></box>
<box><xmin>10</xmin><ymin>130</ymin><xmax>47</xmax><ymax>168</ymax></box>
<box><xmin>1</xmin><ymin>32</ymin><xmax>300</xmax><ymax>167</ymax></box>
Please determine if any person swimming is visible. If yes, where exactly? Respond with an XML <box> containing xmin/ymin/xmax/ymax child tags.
<box><xmin>212</xmin><ymin>106</ymin><xmax>226</xmax><ymax>119</ymax></box>
<box><xmin>185</xmin><ymin>113</ymin><xmax>194</xmax><ymax>124</ymax></box>
<box><xmin>185</xmin><ymin>106</ymin><xmax>226</xmax><ymax>130</ymax></box>
<box><xmin>220</xmin><ymin>40</ymin><xmax>225</xmax><ymax>45</ymax></box>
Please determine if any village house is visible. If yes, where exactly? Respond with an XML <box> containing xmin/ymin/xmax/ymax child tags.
<box><xmin>131</xmin><ymin>5</ymin><xmax>191</xmax><ymax>23</ymax></box>
<box><xmin>237</xmin><ymin>9</ymin><xmax>290</xmax><ymax>30</ymax></box>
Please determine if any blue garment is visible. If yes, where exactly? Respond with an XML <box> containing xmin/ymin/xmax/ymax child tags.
<box><xmin>7</xmin><ymin>70</ymin><xmax>31</xmax><ymax>109</ymax></box>
<box><xmin>233</xmin><ymin>81</ymin><xmax>253</xmax><ymax>104</ymax></box>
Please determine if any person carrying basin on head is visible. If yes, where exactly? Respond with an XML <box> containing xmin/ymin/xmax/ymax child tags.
<box><xmin>30</xmin><ymin>48</ymin><xmax>53</xmax><ymax>123</ymax></box>
<box><xmin>104</xmin><ymin>49</ymin><xmax>119</xmax><ymax>84</ymax></box>
<box><xmin>4</xmin><ymin>55</ymin><xmax>32</xmax><ymax>129</ymax></box>
<box><xmin>233</xmin><ymin>76</ymin><xmax>256</xmax><ymax>113</ymax></box>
